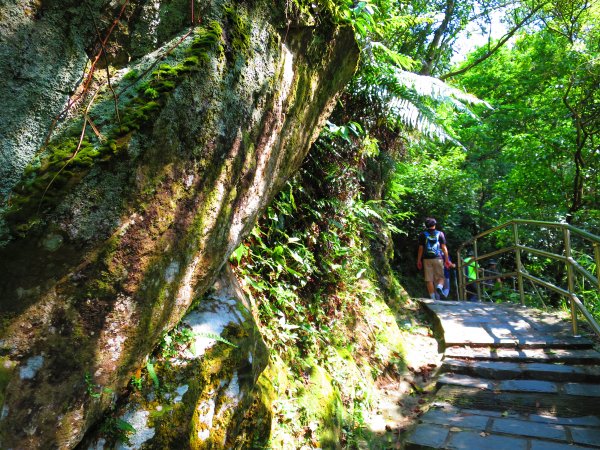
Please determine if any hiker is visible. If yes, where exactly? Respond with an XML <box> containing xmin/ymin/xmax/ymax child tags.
<box><xmin>463</xmin><ymin>250</ymin><xmax>479</xmax><ymax>301</ymax></box>
<box><xmin>417</xmin><ymin>217</ymin><xmax>451</xmax><ymax>299</ymax></box>
<box><xmin>481</xmin><ymin>259</ymin><xmax>502</xmax><ymax>300</ymax></box>
<box><xmin>484</xmin><ymin>259</ymin><xmax>502</xmax><ymax>287</ymax></box>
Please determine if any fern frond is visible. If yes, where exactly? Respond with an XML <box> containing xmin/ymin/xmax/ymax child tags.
<box><xmin>352</xmin><ymin>57</ymin><xmax>488</xmax><ymax>143</ymax></box>
<box><xmin>194</xmin><ymin>331</ymin><xmax>238</xmax><ymax>348</ymax></box>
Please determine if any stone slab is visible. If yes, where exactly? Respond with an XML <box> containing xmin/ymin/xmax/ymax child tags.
<box><xmin>529</xmin><ymin>440</ymin><xmax>593</xmax><ymax>450</ymax></box>
<box><xmin>444</xmin><ymin>346</ymin><xmax>600</xmax><ymax>364</ymax></box>
<box><xmin>446</xmin><ymin>431</ymin><xmax>528</xmax><ymax>450</ymax></box>
<box><xmin>442</xmin><ymin>359</ymin><xmax>521</xmax><ymax>379</ymax></box>
<box><xmin>417</xmin><ymin>299</ymin><xmax>600</xmax><ymax>449</ymax></box>
<box><xmin>436</xmin><ymin>385</ymin><xmax>600</xmax><ymax>417</ymax></box>
<box><xmin>491</xmin><ymin>417</ymin><xmax>566</xmax><ymax>440</ymax></box>
<box><xmin>564</xmin><ymin>382</ymin><xmax>600</xmax><ymax>397</ymax></box>
<box><xmin>570</xmin><ymin>426</ymin><xmax>600</xmax><ymax>446</ymax></box>
<box><xmin>498</xmin><ymin>379</ymin><xmax>558</xmax><ymax>393</ymax></box>
<box><xmin>437</xmin><ymin>374</ymin><xmax>494</xmax><ymax>390</ymax></box>
<box><xmin>444</xmin><ymin>359</ymin><xmax>600</xmax><ymax>382</ymax></box>
<box><xmin>529</xmin><ymin>414</ymin><xmax>600</xmax><ymax>427</ymax></box>
<box><xmin>419</xmin><ymin>409</ymin><xmax>489</xmax><ymax>430</ymax></box>
<box><xmin>523</xmin><ymin>363</ymin><xmax>600</xmax><ymax>382</ymax></box>
<box><xmin>405</xmin><ymin>424</ymin><xmax>449</xmax><ymax>449</ymax></box>
<box><xmin>421</xmin><ymin>300</ymin><xmax>594</xmax><ymax>349</ymax></box>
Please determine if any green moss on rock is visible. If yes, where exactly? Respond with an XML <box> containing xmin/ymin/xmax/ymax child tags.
<box><xmin>5</xmin><ymin>21</ymin><xmax>224</xmax><ymax>235</ymax></box>
<box><xmin>223</xmin><ymin>5</ymin><xmax>251</xmax><ymax>56</ymax></box>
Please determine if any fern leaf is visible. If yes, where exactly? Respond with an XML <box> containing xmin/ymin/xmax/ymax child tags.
<box><xmin>194</xmin><ymin>331</ymin><xmax>238</xmax><ymax>348</ymax></box>
<box><xmin>146</xmin><ymin>361</ymin><xmax>160</xmax><ymax>389</ymax></box>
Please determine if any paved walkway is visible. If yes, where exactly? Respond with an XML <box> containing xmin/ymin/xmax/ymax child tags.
<box><xmin>405</xmin><ymin>300</ymin><xmax>600</xmax><ymax>449</ymax></box>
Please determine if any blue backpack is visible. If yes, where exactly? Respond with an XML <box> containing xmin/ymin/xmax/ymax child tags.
<box><xmin>424</xmin><ymin>231</ymin><xmax>441</xmax><ymax>258</ymax></box>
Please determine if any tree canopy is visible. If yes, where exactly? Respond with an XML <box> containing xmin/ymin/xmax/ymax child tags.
<box><xmin>316</xmin><ymin>0</ymin><xmax>600</xmax><ymax>302</ymax></box>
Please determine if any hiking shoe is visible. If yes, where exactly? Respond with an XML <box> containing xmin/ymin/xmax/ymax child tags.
<box><xmin>436</xmin><ymin>286</ymin><xmax>444</xmax><ymax>298</ymax></box>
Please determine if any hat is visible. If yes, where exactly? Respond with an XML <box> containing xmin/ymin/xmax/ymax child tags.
<box><xmin>425</xmin><ymin>218</ymin><xmax>437</xmax><ymax>228</ymax></box>
<box><xmin>488</xmin><ymin>259</ymin><xmax>497</xmax><ymax>266</ymax></box>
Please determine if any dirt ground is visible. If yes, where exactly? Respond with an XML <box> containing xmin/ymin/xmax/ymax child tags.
<box><xmin>356</xmin><ymin>298</ymin><xmax>444</xmax><ymax>449</ymax></box>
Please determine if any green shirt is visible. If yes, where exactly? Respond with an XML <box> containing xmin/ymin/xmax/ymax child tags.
<box><xmin>464</xmin><ymin>257</ymin><xmax>478</xmax><ymax>281</ymax></box>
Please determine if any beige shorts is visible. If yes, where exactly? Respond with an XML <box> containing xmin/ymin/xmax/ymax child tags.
<box><xmin>423</xmin><ymin>258</ymin><xmax>444</xmax><ymax>282</ymax></box>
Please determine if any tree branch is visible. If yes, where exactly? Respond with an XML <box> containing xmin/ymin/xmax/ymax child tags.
<box><xmin>419</xmin><ymin>0</ymin><xmax>455</xmax><ymax>76</ymax></box>
<box><xmin>440</xmin><ymin>2</ymin><xmax>547</xmax><ymax>81</ymax></box>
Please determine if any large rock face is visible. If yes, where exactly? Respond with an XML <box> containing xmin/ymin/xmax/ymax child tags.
<box><xmin>0</xmin><ymin>1</ymin><xmax>358</xmax><ymax>447</ymax></box>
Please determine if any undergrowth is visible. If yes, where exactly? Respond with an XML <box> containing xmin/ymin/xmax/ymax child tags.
<box><xmin>230</xmin><ymin>123</ymin><xmax>406</xmax><ymax>447</ymax></box>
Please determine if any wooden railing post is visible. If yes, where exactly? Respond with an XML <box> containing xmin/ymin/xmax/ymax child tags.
<box><xmin>564</xmin><ymin>227</ymin><xmax>578</xmax><ymax>335</ymax></box>
<box><xmin>457</xmin><ymin>250</ymin><xmax>466</xmax><ymax>301</ymax></box>
<box><xmin>457</xmin><ymin>219</ymin><xmax>600</xmax><ymax>338</ymax></box>
<box><xmin>594</xmin><ymin>242</ymin><xmax>600</xmax><ymax>291</ymax></box>
<box><xmin>474</xmin><ymin>241</ymin><xmax>482</xmax><ymax>301</ymax></box>
<box><xmin>513</xmin><ymin>222</ymin><xmax>525</xmax><ymax>305</ymax></box>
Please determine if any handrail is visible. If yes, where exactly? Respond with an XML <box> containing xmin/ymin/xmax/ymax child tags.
<box><xmin>456</xmin><ymin>219</ymin><xmax>600</xmax><ymax>338</ymax></box>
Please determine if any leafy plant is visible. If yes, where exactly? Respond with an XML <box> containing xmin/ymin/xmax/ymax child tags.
<box><xmin>146</xmin><ymin>361</ymin><xmax>159</xmax><ymax>389</ymax></box>
<box><xmin>130</xmin><ymin>375</ymin><xmax>143</xmax><ymax>391</ymax></box>
<box><xmin>85</xmin><ymin>372</ymin><xmax>113</xmax><ymax>399</ymax></box>
<box><xmin>100</xmin><ymin>416</ymin><xmax>136</xmax><ymax>446</ymax></box>
<box><xmin>194</xmin><ymin>331</ymin><xmax>239</xmax><ymax>348</ymax></box>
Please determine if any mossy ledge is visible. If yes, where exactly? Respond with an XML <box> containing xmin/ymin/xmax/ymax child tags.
<box><xmin>5</xmin><ymin>21</ymin><xmax>223</xmax><ymax>235</ymax></box>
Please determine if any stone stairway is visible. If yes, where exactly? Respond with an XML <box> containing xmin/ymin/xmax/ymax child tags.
<box><xmin>405</xmin><ymin>300</ymin><xmax>600</xmax><ymax>449</ymax></box>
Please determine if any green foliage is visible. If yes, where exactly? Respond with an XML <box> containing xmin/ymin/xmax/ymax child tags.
<box><xmin>100</xmin><ymin>416</ymin><xmax>135</xmax><ymax>446</ymax></box>
<box><xmin>130</xmin><ymin>375</ymin><xmax>143</xmax><ymax>391</ymax></box>
<box><xmin>194</xmin><ymin>331</ymin><xmax>239</xmax><ymax>348</ymax></box>
<box><xmin>452</xmin><ymin>19</ymin><xmax>600</xmax><ymax>227</ymax></box>
<box><xmin>123</xmin><ymin>69</ymin><xmax>139</xmax><ymax>81</ymax></box>
<box><xmin>159</xmin><ymin>323</ymin><xmax>238</xmax><ymax>362</ymax></box>
<box><xmin>85</xmin><ymin>372</ymin><xmax>113</xmax><ymax>399</ymax></box>
<box><xmin>146</xmin><ymin>360</ymin><xmax>160</xmax><ymax>389</ymax></box>
<box><xmin>223</xmin><ymin>5</ymin><xmax>250</xmax><ymax>55</ymax></box>
<box><xmin>229</xmin><ymin>118</ymin><xmax>409</xmax><ymax>369</ymax></box>
<box><xmin>160</xmin><ymin>326</ymin><xmax>196</xmax><ymax>359</ymax></box>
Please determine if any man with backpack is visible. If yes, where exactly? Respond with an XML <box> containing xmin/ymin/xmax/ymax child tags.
<box><xmin>417</xmin><ymin>217</ymin><xmax>452</xmax><ymax>299</ymax></box>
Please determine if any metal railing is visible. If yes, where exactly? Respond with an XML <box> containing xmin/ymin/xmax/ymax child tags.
<box><xmin>456</xmin><ymin>219</ymin><xmax>600</xmax><ymax>338</ymax></box>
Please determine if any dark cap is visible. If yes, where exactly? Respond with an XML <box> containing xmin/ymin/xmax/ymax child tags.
<box><xmin>425</xmin><ymin>218</ymin><xmax>437</xmax><ymax>228</ymax></box>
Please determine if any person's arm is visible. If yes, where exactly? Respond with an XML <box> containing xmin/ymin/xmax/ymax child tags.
<box><xmin>441</xmin><ymin>243</ymin><xmax>451</xmax><ymax>268</ymax></box>
<box><xmin>439</xmin><ymin>232</ymin><xmax>451</xmax><ymax>268</ymax></box>
<box><xmin>417</xmin><ymin>245</ymin><xmax>423</xmax><ymax>269</ymax></box>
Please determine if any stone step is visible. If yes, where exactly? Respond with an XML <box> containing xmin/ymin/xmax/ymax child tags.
<box><xmin>411</xmin><ymin>300</ymin><xmax>600</xmax><ymax>449</ymax></box>
<box><xmin>437</xmin><ymin>373</ymin><xmax>600</xmax><ymax>398</ymax></box>
<box><xmin>422</xmin><ymin>299</ymin><xmax>595</xmax><ymax>349</ymax></box>
<box><xmin>442</xmin><ymin>358</ymin><xmax>600</xmax><ymax>382</ymax></box>
<box><xmin>435</xmin><ymin>385</ymin><xmax>600</xmax><ymax>418</ymax></box>
<box><xmin>443</xmin><ymin>332</ymin><xmax>594</xmax><ymax>349</ymax></box>
<box><xmin>445</xmin><ymin>346</ymin><xmax>600</xmax><ymax>365</ymax></box>
<box><xmin>405</xmin><ymin>407</ymin><xmax>600</xmax><ymax>449</ymax></box>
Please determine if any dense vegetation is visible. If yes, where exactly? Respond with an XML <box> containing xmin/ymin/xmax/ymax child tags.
<box><xmin>220</xmin><ymin>0</ymin><xmax>600</xmax><ymax>445</ymax></box>
<box><xmin>305</xmin><ymin>0</ymin><xmax>600</xmax><ymax>300</ymax></box>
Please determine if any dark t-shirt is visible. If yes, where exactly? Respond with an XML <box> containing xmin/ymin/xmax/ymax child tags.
<box><xmin>419</xmin><ymin>229</ymin><xmax>446</xmax><ymax>259</ymax></box>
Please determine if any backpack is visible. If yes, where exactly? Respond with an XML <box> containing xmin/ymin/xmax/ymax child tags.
<box><xmin>424</xmin><ymin>230</ymin><xmax>441</xmax><ymax>258</ymax></box>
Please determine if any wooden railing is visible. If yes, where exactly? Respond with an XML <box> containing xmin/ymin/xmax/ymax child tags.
<box><xmin>456</xmin><ymin>219</ymin><xmax>600</xmax><ymax>338</ymax></box>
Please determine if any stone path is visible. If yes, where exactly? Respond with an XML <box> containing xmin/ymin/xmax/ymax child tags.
<box><xmin>405</xmin><ymin>300</ymin><xmax>600</xmax><ymax>449</ymax></box>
